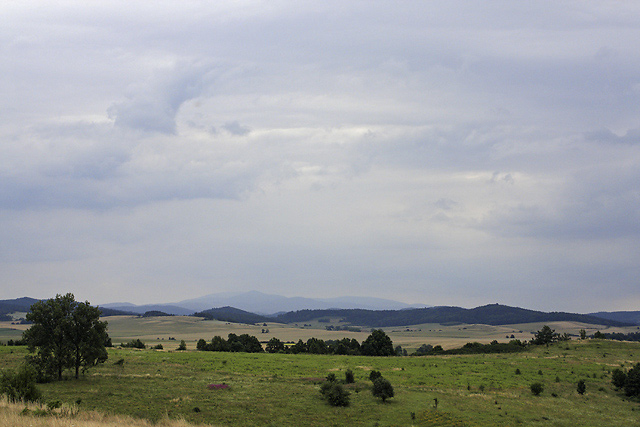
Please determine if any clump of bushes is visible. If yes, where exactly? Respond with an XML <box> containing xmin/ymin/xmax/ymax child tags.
<box><xmin>611</xmin><ymin>363</ymin><xmax>640</xmax><ymax>397</ymax></box>
<box><xmin>0</xmin><ymin>364</ymin><xmax>41</xmax><ymax>403</ymax></box>
<box><xmin>320</xmin><ymin>376</ymin><xmax>350</xmax><ymax>407</ymax></box>
<box><xmin>121</xmin><ymin>339</ymin><xmax>145</xmax><ymax>349</ymax></box>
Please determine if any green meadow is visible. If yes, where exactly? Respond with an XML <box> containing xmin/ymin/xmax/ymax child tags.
<box><xmin>1</xmin><ymin>337</ymin><xmax>639</xmax><ymax>426</ymax></box>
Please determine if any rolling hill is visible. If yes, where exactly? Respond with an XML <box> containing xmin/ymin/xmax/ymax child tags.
<box><xmin>2</xmin><ymin>296</ymin><xmax>634</xmax><ymax>328</ymax></box>
<box><xmin>588</xmin><ymin>310</ymin><xmax>640</xmax><ymax>325</ymax></box>
<box><xmin>274</xmin><ymin>304</ymin><xmax>633</xmax><ymax>328</ymax></box>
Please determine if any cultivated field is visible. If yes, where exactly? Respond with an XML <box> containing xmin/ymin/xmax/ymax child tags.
<box><xmin>1</xmin><ymin>336</ymin><xmax>639</xmax><ymax>426</ymax></box>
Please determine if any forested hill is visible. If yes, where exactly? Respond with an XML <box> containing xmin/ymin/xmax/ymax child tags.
<box><xmin>0</xmin><ymin>297</ymin><xmax>39</xmax><ymax>315</ymax></box>
<box><xmin>275</xmin><ymin>304</ymin><xmax>632</xmax><ymax>327</ymax></box>
<box><xmin>193</xmin><ymin>306</ymin><xmax>272</xmax><ymax>324</ymax></box>
<box><xmin>588</xmin><ymin>311</ymin><xmax>640</xmax><ymax>325</ymax></box>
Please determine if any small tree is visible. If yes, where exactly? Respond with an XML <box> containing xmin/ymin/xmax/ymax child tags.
<box><xmin>530</xmin><ymin>382</ymin><xmax>544</xmax><ymax>396</ymax></box>
<box><xmin>369</xmin><ymin>370</ymin><xmax>382</xmax><ymax>382</ymax></box>
<box><xmin>196</xmin><ymin>339</ymin><xmax>207</xmax><ymax>350</ymax></box>
<box><xmin>579</xmin><ymin>329</ymin><xmax>587</xmax><ymax>340</ymax></box>
<box><xmin>577</xmin><ymin>379</ymin><xmax>586</xmax><ymax>395</ymax></box>
<box><xmin>177</xmin><ymin>340</ymin><xmax>187</xmax><ymax>351</ymax></box>
<box><xmin>531</xmin><ymin>325</ymin><xmax>559</xmax><ymax>346</ymax></box>
<box><xmin>345</xmin><ymin>369</ymin><xmax>355</xmax><ymax>384</ymax></box>
<box><xmin>372</xmin><ymin>377</ymin><xmax>394</xmax><ymax>403</ymax></box>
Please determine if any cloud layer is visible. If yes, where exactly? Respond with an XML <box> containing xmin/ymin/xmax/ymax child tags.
<box><xmin>1</xmin><ymin>1</ymin><xmax>639</xmax><ymax>312</ymax></box>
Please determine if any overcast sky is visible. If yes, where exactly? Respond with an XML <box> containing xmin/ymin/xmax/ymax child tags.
<box><xmin>1</xmin><ymin>1</ymin><xmax>639</xmax><ymax>312</ymax></box>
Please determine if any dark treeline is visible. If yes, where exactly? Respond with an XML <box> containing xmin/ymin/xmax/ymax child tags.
<box><xmin>196</xmin><ymin>329</ymin><xmax>396</xmax><ymax>356</ymax></box>
<box><xmin>141</xmin><ymin>310</ymin><xmax>172</xmax><ymax>317</ymax></box>
<box><xmin>596</xmin><ymin>331</ymin><xmax>640</xmax><ymax>342</ymax></box>
<box><xmin>275</xmin><ymin>304</ymin><xmax>631</xmax><ymax>327</ymax></box>
<box><xmin>413</xmin><ymin>340</ymin><xmax>527</xmax><ymax>356</ymax></box>
<box><xmin>197</xmin><ymin>333</ymin><xmax>264</xmax><ymax>353</ymax></box>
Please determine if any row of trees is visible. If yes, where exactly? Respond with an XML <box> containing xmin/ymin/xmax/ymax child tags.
<box><xmin>196</xmin><ymin>333</ymin><xmax>263</xmax><ymax>353</ymax></box>
<box><xmin>196</xmin><ymin>329</ymin><xmax>396</xmax><ymax>356</ymax></box>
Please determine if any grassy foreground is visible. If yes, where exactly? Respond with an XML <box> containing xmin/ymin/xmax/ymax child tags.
<box><xmin>0</xmin><ymin>397</ymin><xmax>211</xmax><ymax>427</ymax></box>
<box><xmin>1</xmin><ymin>339</ymin><xmax>639</xmax><ymax>426</ymax></box>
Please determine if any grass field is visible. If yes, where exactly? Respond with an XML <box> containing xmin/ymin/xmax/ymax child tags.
<box><xmin>1</xmin><ymin>338</ymin><xmax>639</xmax><ymax>426</ymax></box>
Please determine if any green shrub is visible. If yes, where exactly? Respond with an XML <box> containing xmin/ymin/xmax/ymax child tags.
<box><xmin>530</xmin><ymin>382</ymin><xmax>544</xmax><ymax>396</ymax></box>
<box><xmin>320</xmin><ymin>381</ymin><xmax>350</xmax><ymax>407</ymax></box>
<box><xmin>326</xmin><ymin>373</ymin><xmax>336</xmax><ymax>382</ymax></box>
<box><xmin>369</xmin><ymin>370</ymin><xmax>382</xmax><ymax>382</ymax></box>
<box><xmin>577</xmin><ymin>379</ymin><xmax>586</xmax><ymax>395</ymax></box>
<box><xmin>612</xmin><ymin>368</ymin><xmax>627</xmax><ymax>389</ymax></box>
<box><xmin>0</xmin><ymin>364</ymin><xmax>41</xmax><ymax>403</ymax></box>
<box><xmin>46</xmin><ymin>400</ymin><xmax>62</xmax><ymax>411</ymax></box>
<box><xmin>372</xmin><ymin>377</ymin><xmax>394</xmax><ymax>403</ymax></box>
<box><xmin>177</xmin><ymin>340</ymin><xmax>187</xmax><ymax>351</ymax></box>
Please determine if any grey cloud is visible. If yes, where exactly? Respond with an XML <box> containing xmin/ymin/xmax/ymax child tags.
<box><xmin>108</xmin><ymin>62</ymin><xmax>215</xmax><ymax>134</ymax></box>
<box><xmin>222</xmin><ymin>121</ymin><xmax>251</xmax><ymax>136</ymax></box>
<box><xmin>585</xmin><ymin>128</ymin><xmax>640</xmax><ymax>145</ymax></box>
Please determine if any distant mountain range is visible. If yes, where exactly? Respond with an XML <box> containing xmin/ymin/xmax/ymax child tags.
<box><xmin>2</xmin><ymin>294</ymin><xmax>638</xmax><ymax>328</ymax></box>
<box><xmin>102</xmin><ymin>291</ymin><xmax>429</xmax><ymax>315</ymax></box>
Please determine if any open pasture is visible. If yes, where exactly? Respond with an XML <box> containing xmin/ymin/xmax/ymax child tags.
<box><xmin>1</xmin><ymin>339</ymin><xmax>639</xmax><ymax>426</ymax></box>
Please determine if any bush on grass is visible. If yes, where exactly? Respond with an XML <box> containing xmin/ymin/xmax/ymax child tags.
<box><xmin>320</xmin><ymin>381</ymin><xmax>350</xmax><ymax>407</ymax></box>
<box><xmin>530</xmin><ymin>382</ymin><xmax>544</xmax><ymax>396</ymax></box>
<box><xmin>0</xmin><ymin>364</ymin><xmax>41</xmax><ymax>403</ymax></box>
<box><xmin>372</xmin><ymin>377</ymin><xmax>394</xmax><ymax>403</ymax></box>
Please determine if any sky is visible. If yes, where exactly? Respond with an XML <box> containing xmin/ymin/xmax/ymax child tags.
<box><xmin>1</xmin><ymin>1</ymin><xmax>639</xmax><ymax>313</ymax></box>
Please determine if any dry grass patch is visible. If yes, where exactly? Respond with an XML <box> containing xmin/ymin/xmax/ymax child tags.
<box><xmin>0</xmin><ymin>397</ymin><xmax>211</xmax><ymax>427</ymax></box>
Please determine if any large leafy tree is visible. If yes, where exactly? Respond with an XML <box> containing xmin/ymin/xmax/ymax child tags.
<box><xmin>361</xmin><ymin>329</ymin><xmax>395</xmax><ymax>356</ymax></box>
<box><xmin>23</xmin><ymin>293</ymin><xmax>109</xmax><ymax>380</ymax></box>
